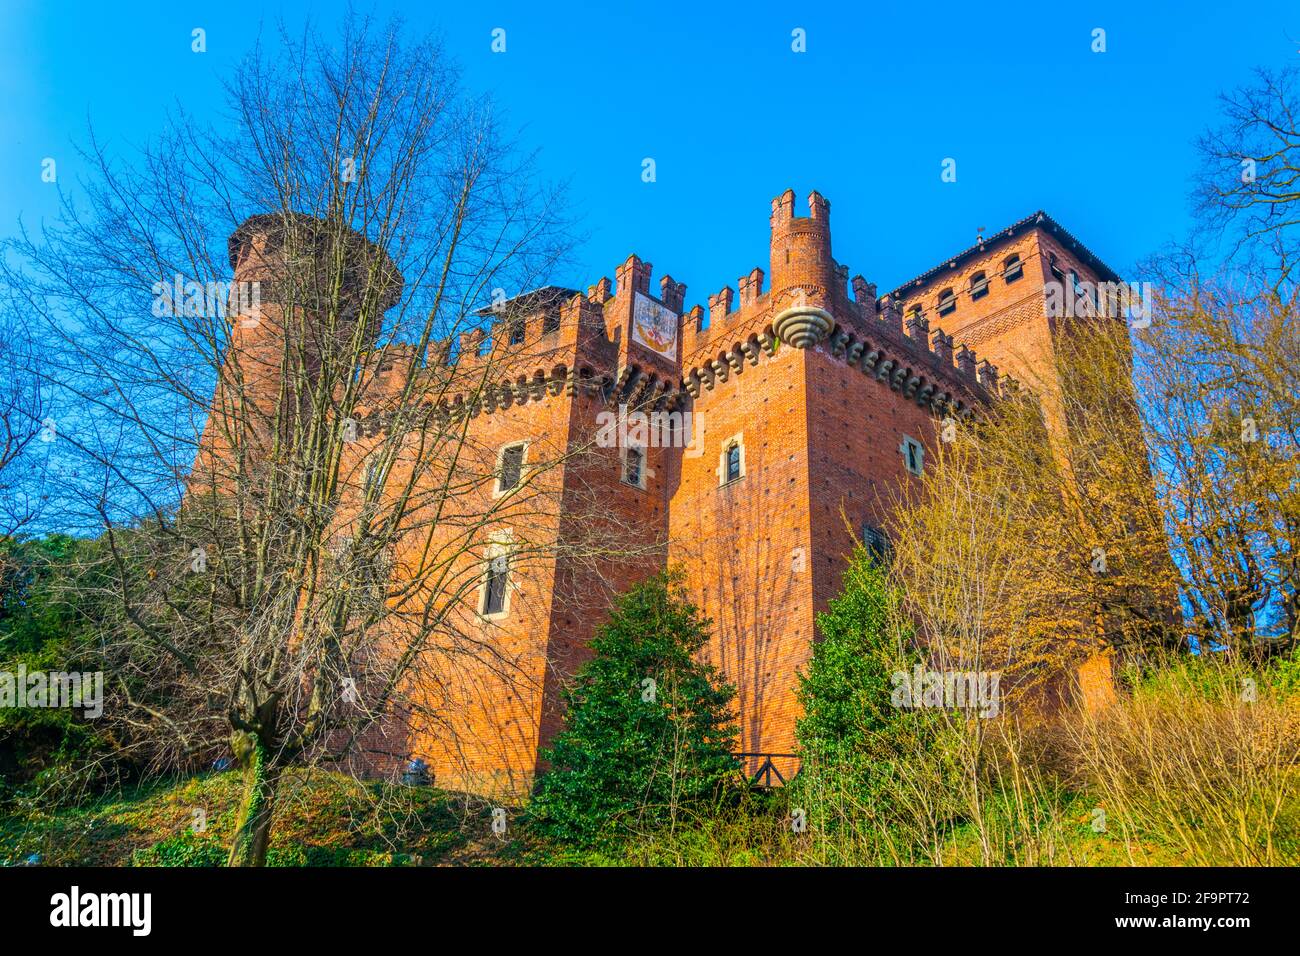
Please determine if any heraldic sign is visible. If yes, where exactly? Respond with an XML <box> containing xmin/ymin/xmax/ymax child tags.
<box><xmin>631</xmin><ymin>291</ymin><xmax>678</xmax><ymax>360</ymax></box>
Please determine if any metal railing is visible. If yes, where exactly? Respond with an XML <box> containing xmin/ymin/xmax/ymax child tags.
<box><xmin>733</xmin><ymin>752</ymin><xmax>800</xmax><ymax>788</ymax></box>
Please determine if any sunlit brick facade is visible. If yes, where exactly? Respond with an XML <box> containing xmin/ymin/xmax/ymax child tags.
<box><xmin>208</xmin><ymin>191</ymin><xmax>1124</xmax><ymax>797</ymax></box>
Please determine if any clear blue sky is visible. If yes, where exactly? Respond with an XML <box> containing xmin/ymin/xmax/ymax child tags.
<box><xmin>2</xmin><ymin>0</ymin><xmax>1297</xmax><ymax>306</ymax></box>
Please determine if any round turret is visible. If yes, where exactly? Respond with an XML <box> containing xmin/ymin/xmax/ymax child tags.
<box><xmin>768</xmin><ymin>189</ymin><xmax>834</xmax><ymax>348</ymax></box>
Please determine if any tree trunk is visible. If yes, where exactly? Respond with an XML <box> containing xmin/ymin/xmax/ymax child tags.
<box><xmin>227</xmin><ymin>735</ymin><xmax>281</xmax><ymax>867</ymax></box>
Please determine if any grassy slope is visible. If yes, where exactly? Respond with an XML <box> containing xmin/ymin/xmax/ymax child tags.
<box><xmin>0</xmin><ymin>771</ymin><xmax>534</xmax><ymax>867</ymax></box>
<box><xmin>0</xmin><ymin>770</ymin><xmax>1188</xmax><ymax>866</ymax></box>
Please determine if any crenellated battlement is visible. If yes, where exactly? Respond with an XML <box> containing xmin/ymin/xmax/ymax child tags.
<box><xmin>667</xmin><ymin>190</ymin><xmax>1008</xmax><ymax>417</ymax></box>
<box><xmin>282</xmin><ymin>191</ymin><xmax>1046</xmax><ymax>431</ymax></box>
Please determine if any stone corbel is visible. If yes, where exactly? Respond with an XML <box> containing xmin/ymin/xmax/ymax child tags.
<box><xmin>829</xmin><ymin>327</ymin><xmax>852</xmax><ymax>358</ymax></box>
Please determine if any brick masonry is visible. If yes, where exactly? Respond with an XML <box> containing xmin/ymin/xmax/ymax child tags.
<box><xmin>206</xmin><ymin>193</ymin><xmax>1126</xmax><ymax>797</ymax></box>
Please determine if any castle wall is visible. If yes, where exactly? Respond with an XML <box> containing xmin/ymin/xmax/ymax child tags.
<box><xmin>668</xmin><ymin>339</ymin><xmax>815</xmax><ymax>777</ymax></box>
<box><xmin>201</xmin><ymin>196</ymin><xmax>1128</xmax><ymax>799</ymax></box>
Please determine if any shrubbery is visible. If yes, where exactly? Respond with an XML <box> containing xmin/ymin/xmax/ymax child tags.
<box><xmin>528</xmin><ymin>570</ymin><xmax>740</xmax><ymax>847</ymax></box>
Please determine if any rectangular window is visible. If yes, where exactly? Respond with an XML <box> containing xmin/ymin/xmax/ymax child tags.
<box><xmin>900</xmin><ymin>436</ymin><xmax>924</xmax><ymax>476</ymax></box>
<box><xmin>542</xmin><ymin>310</ymin><xmax>561</xmax><ymax>335</ymax></box>
<box><xmin>498</xmin><ymin>444</ymin><xmax>525</xmax><ymax>491</ymax></box>
<box><xmin>483</xmin><ymin>554</ymin><xmax>509</xmax><ymax>615</ymax></box>
<box><xmin>725</xmin><ymin>444</ymin><xmax>742</xmax><ymax>483</ymax></box>
<box><xmin>624</xmin><ymin>446</ymin><xmax>644</xmax><ymax>487</ymax></box>
<box><xmin>862</xmin><ymin>525</ymin><xmax>892</xmax><ymax>564</ymax></box>
<box><xmin>508</xmin><ymin>318</ymin><xmax>525</xmax><ymax>345</ymax></box>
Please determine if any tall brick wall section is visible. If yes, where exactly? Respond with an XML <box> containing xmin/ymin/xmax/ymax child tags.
<box><xmin>668</xmin><ymin>342</ymin><xmax>815</xmax><ymax>779</ymax></box>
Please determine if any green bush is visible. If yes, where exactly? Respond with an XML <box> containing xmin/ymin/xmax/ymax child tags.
<box><xmin>131</xmin><ymin>832</ymin><xmax>412</xmax><ymax>867</ymax></box>
<box><xmin>791</xmin><ymin>544</ymin><xmax>959</xmax><ymax>859</ymax></box>
<box><xmin>528</xmin><ymin>570</ymin><xmax>740</xmax><ymax>847</ymax></box>
<box><xmin>0</xmin><ymin>534</ymin><xmax>126</xmax><ymax>802</ymax></box>
<box><xmin>131</xmin><ymin>832</ymin><xmax>226</xmax><ymax>867</ymax></box>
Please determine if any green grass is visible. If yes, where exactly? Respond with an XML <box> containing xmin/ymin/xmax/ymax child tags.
<box><xmin>0</xmin><ymin>770</ymin><xmax>533</xmax><ymax>867</ymax></box>
<box><xmin>0</xmin><ymin>768</ymin><xmax>1271</xmax><ymax>867</ymax></box>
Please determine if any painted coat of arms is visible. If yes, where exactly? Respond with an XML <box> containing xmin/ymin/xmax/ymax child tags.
<box><xmin>631</xmin><ymin>291</ymin><xmax>678</xmax><ymax>360</ymax></box>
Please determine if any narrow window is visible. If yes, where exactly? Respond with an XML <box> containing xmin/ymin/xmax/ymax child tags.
<box><xmin>900</xmin><ymin>436</ymin><xmax>924</xmax><ymax>476</ymax></box>
<box><xmin>542</xmin><ymin>309</ymin><xmax>561</xmax><ymax>335</ymax></box>
<box><xmin>970</xmin><ymin>271</ymin><xmax>989</xmax><ymax>300</ymax></box>
<box><xmin>1003</xmin><ymin>254</ymin><xmax>1023</xmax><ymax>283</ymax></box>
<box><xmin>725</xmin><ymin>443</ymin><xmax>742</xmax><ymax>483</ymax></box>
<box><xmin>937</xmin><ymin>288</ymin><xmax>957</xmax><ymax>317</ymax></box>
<box><xmin>508</xmin><ymin>318</ymin><xmax>525</xmax><ymax>345</ymax></box>
<box><xmin>862</xmin><ymin>525</ymin><xmax>892</xmax><ymax>565</ymax></box>
<box><xmin>624</xmin><ymin>446</ymin><xmax>644</xmax><ymax>487</ymax></box>
<box><xmin>498</xmin><ymin>443</ymin><xmax>525</xmax><ymax>491</ymax></box>
<box><xmin>483</xmin><ymin>553</ymin><xmax>509</xmax><ymax>615</ymax></box>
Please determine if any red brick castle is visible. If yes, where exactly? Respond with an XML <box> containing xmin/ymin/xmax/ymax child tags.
<box><xmin>206</xmin><ymin>190</ymin><xmax>1123</xmax><ymax>796</ymax></box>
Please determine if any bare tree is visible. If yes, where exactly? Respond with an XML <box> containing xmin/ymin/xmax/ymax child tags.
<box><xmin>0</xmin><ymin>307</ymin><xmax>47</xmax><ymax>537</ymax></box>
<box><xmin>1133</xmin><ymin>274</ymin><xmax>1300</xmax><ymax>656</ymax></box>
<box><xmin>0</xmin><ymin>16</ymin><xmax>657</xmax><ymax>865</ymax></box>
<box><xmin>1195</xmin><ymin>65</ymin><xmax>1300</xmax><ymax>293</ymax></box>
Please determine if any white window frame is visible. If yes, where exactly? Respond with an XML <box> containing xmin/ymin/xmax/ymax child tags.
<box><xmin>900</xmin><ymin>435</ymin><xmax>924</xmax><ymax>476</ymax></box>
<box><xmin>479</xmin><ymin>532</ymin><xmax>515</xmax><ymax>620</ymax></box>
<box><xmin>622</xmin><ymin>443</ymin><xmax>647</xmax><ymax>489</ymax></box>
<box><xmin>718</xmin><ymin>433</ymin><xmax>745</xmax><ymax>486</ymax></box>
<box><xmin>493</xmin><ymin>442</ymin><xmax>528</xmax><ymax>498</ymax></box>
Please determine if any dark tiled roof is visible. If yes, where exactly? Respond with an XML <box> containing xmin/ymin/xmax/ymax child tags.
<box><xmin>888</xmin><ymin>211</ymin><xmax>1123</xmax><ymax>297</ymax></box>
<box><xmin>474</xmin><ymin>285</ymin><xmax>581</xmax><ymax>317</ymax></box>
